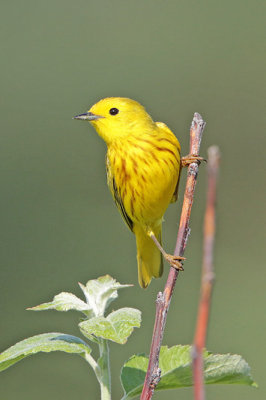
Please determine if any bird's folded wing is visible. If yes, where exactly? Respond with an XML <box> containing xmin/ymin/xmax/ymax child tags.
<box><xmin>106</xmin><ymin>159</ymin><xmax>133</xmax><ymax>232</ymax></box>
<box><xmin>171</xmin><ymin>171</ymin><xmax>181</xmax><ymax>203</ymax></box>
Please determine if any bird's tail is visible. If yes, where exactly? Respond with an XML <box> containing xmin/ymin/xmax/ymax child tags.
<box><xmin>134</xmin><ymin>224</ymin><xmax>163</xmax><ymax>288</ymax></box>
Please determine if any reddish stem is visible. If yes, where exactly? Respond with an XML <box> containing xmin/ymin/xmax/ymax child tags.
<box><xmin>192</xmin><ymin>146</ymin><xmax>220</xmax><ymax>400</ymax></box>
<box><xmin>140</xmin><ymin>113</ymin><xmax>206</xmax><ymax>400</ymax></box>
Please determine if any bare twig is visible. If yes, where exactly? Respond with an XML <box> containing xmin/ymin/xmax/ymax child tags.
<box><xmin>192</xmin><ymin>146</ymin><xmax>220</xmax><ymax>400</ymax></box>
<box><xmin>140</xmin><ymin>113</ymin><xmax>206</xmax><ymax>400</ymax></box>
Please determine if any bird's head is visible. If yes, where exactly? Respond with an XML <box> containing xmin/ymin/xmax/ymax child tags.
<box><xmin>73</xmin><ymin>97</ymin><xmax>154</xmax><ymax>144</ymax></box>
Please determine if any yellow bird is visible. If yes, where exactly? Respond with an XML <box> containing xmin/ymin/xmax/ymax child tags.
<box><xmin>74</xmin><ymin>97</ymin><xmax>183</xmax><ymax>288</ymax></box>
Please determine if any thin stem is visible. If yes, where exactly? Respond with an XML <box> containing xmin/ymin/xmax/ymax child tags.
<box><xmin>84</xmin><ymin>352</ymin><xmax>99</xmax><ymax>373</ymax></box>
<box><xmin>98</xmin><ymin>339</ymin><xmax>111</xmax><ymax>400</ymax></box>
<box><xmin>140</xmin><ymin>113</ymin><xmax>206</xmax><ymax>400</ymax></box>
<box><xmin>192</xmin><ymin>145</ymin><xmax>220</xmax><ymax>400</ymax></box>
<box><xmin>84</xmin><ymin>340</ymin><xmax>111</xmax><ymax>400</ymax></box>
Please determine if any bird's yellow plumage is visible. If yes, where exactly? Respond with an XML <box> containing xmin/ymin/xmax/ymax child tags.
<box><xmin>74</xmin><ymin>97</ymin><xmax>181</xmax><ymax>288</ymax></box>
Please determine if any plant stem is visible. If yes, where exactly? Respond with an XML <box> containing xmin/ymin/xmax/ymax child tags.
<box><xmin>84</xmin><ymin>339</ymin><xmax>111</xmax><ymax>400</ymax></box>
<box><xmin>98</xmin><ymin>339</ymin><xmax>111</xmax><ymax>400</ymax></box>
<box><xmin>192</xmin><ymin>145</ymin><xmax>220</xmax><ymax>400</ymax></box>
<box><xmin>84</xmin><ymin>351</ymin><xmax>99</xmax><ymax>374</ymax></box>
<box><xmin>140</xmin><ymin>113</ymin><xmax>206</xmax><ymax>400</ymax></box>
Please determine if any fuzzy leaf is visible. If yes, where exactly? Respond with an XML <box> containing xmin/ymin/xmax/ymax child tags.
<box><xmin>28</xmin><ymin>292</ymin><xmax>92</xmax><ymax>316</ymax></box>
<box><xmin>79</xmin><ymin>308</ymin><xmax>141</xmax><ymax>344</ymax></box>
<box><xmin>121</xmin><ymin>345</ymin><xmax>257</xmax><ymax>399</ymax></box>
<box><xmin>79</xmin><ymin>275</ymin><xmax>132</xmax><ymax>317</ymax></box>
<box><xmin>0</xmin><ymin>333</ymin><xmax>91</xmax><ymax>372</ymax></box>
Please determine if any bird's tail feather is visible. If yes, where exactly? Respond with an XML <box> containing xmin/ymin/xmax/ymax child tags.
<box><xmin>135</xmin><ymin>224</ymin><xmax>163</xmax><ymax>288</ymax></box>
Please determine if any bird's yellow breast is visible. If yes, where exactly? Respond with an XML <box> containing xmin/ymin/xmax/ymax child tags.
<box><xmin>107</xmin><ymin>124</ymin><xmax>180</xmax><ymax>227</ymax></box>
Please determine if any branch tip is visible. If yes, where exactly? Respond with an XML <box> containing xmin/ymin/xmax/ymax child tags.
<box><xmin>193</xmin><ymin>112</ymin><xmax>204</xmax><ymax>122</ymax></box>
<box><xmin>207</xmin><ymin>146</ymin><xmax>221</xmax><ymax>169</ymax></box>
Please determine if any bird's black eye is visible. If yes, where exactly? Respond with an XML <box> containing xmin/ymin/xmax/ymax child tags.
<box><xmin>109</xmin><ymin>107</ymin><xmax>119</xmax><ymax>116</ymax></box>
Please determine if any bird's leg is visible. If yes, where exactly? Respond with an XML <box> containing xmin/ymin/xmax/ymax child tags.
<box><xmin>147</xmin><ymin>230</ymin><xmax>185</xmax><ymax>271</ymax></box>
<box><xmin>181</xmin><ymin>154</ymin><xmax>206</xmax><ymax>168</ymax></box>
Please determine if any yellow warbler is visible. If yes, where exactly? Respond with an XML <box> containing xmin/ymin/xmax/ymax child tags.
<box><xmin>74</xmin><ymin>97</ymin><xmax>182</xmax><ymax>288</ymax></box>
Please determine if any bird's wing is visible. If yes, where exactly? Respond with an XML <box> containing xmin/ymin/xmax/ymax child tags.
<box><xmin>171</xmin><ymin>169</ymin><xmax>181</xmax><ymax>203</ymax></box>
<box><xmin>106</xmin><ymin>156</ymin><xmax>134</xmax><ymax>232</ymax></box>
<box><xmin>155</xmin><ymin>122</ymin><xmax>181</xmax><ymax>204</ymax></box>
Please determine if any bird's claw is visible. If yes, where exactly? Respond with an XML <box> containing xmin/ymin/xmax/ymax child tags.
<box><xmin>165</xmin><ymin>254</ymin><xmax>186</xmax><ymax>271</ymax></box>
<box><xmin>181</xmin><ymin>154</ymin><xmax>206</xmax><ymax>168</ymax></box>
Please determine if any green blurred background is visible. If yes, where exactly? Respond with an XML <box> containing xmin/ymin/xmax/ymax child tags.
<box><xmin>1</xmin><ymin>0</ymin><xmax>265</xmax><ymax>399</ymax></box>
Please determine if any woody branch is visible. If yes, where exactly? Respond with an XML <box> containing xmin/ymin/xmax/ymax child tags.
<box><xmin>140</xmin><ymin>112</ymin><xmax>206</xmax><ymax>400</ymax></box>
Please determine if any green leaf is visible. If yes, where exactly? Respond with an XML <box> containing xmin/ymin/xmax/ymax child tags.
<box><xmin>28</xmin><ymin>292</ymin><xmax>92</xmax><ymax>316</ymax></box>
<box><xmin>27</xmin><ymin>275</ymin><xmax>132</xmax><ymax>319</ymax></box>
<box><xmin>0</xmin><ymin>333</ymin><xmax>91</xmax><ymax>372</ymax></box>
<box><xmin>120</xmin><ymin>345</ymin><xmax>257</xmax><ymax>399</ymax></box>
<box><xmin>79</xmin><ymin>275</ymin><xmax>132</xmax><ymax>317</ymax></box>
<box><xmin>79</xmin><ymin>308</ymin><xmax>141</xmax><ymax>344</ymax></box>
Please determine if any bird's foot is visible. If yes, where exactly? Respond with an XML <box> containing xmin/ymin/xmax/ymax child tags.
<box><xmin>181</xmin><ymin>154</ymin><xmax>206</xmax><ymax>168</ymax></box>
<box><xmin>164</xmin><ymin>254</ymin><xmax>186</xmax><ymax>271</ymax></box>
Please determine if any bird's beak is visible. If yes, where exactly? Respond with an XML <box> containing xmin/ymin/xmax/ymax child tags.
<box><xmin>73</xmin><ymin>112</ymin><xmax>104</xmax><ymax>121</ymax></box>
